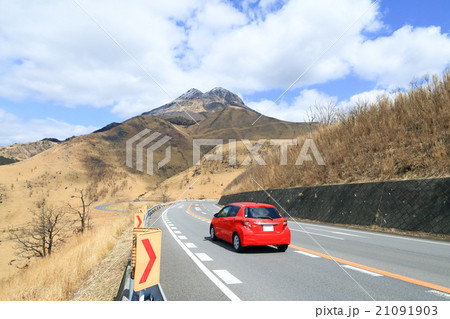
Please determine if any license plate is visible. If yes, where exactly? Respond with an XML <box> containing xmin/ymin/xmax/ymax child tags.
<box><xmin>263</xmin><ymin>225</ymin><xmax>273</xmax><ymax>232</ymax></box>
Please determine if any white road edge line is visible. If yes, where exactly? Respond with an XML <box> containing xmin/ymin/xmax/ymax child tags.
<box><xmin>162</xmin><ymin>209</ymin><xmax>241</xmax><ymax>301</ymax></box>
<box><xmin>213</xmin><ymin>270</ymin><xmax>242</xmax><ymax>285</ymax></box>
<box><xmin>291</xmin><ymin>229</ymin><xmax>344</xmax><ymax>240</ymax></box>
<box><xmin>341</xmin><ymin>265</ymin><xmax>383</xmax><ymax>277</ymax></box>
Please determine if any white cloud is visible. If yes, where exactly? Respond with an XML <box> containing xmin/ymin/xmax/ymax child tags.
<box><xmin>248</xmin><ymin>89</ymin><xmax>337</xmax><ymax>122</ymax></box>
<box><xmin>0</xmin><ymin>108</ymin><xmax>97</xmax><ymax>146</ymax></box>
<box><xmin>0</xmin><ymin>0</ymin><xmax>449</xmax><ymax>129</ymax></box>
<box><xmin>350</xmin><ymin>25</ymin><xmax>450</xmax><ymax>88</ymax></box>
<box><xmin>337</xmin><ymin>88</ymin><xmax>400</xmax><ymax>113</ymax></box>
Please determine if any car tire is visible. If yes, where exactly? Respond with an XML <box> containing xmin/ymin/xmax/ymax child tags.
<box><xmin>233</xmin><ymin>233</ymin><xmax>243</xmax><ymax>253</ymax></box>
<box><xmin>210</xmin><ymin>226</ymin><xmax>217</xmax><ymax>241</ymax></box>
<box><xmin>277</xmin><ymin>244</ymin><xmax>288</xmax><ymax>252</ymax></box>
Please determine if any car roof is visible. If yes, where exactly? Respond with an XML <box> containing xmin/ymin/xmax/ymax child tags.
<box><xmin>227</xmin><ymin>202</ymin><xmax>276</xmax><ymax>208</ymax></box>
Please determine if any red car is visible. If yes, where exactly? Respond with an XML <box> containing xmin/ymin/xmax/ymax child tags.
<box><xmin>210</xmin><ymin>202</ymin><xmax>291</xmax><ymax>252</ymax></box>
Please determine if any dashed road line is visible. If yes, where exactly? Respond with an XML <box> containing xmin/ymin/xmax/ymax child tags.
<box><xmin>290</xmin><ymin>229</ymin><xmax>344</xmax><ymax>240</ymax></box>
<box><xmin>342</xmin><ymin>265</ymin><xmax>383</xmax><ymax>277</ymax></box>
<box><xmin>185</xmin><ymin>242</ymin><xmax>197</xmax><ymax>249</ymax></box>
<box><xmin>178</xmin><ymin>235</ymin><xmax>187</xmax><ymax>240</ymax></box>
<box><xmin>294</xmin><ymin>251</ymin><xmax>321</xmax><ymax>258</ymax></box>
<box><xmin>332</xmin><ymin>231</ymin><xmax>365</xmax><ymax>238</ymax></box>
<box><xmin>289</xmin><ymin>244</ymin><xmax>450</xmax><ymax>294</ymax></box>
<box><xmin>213</xmin><ymin>270</ymin><xmax>242</xmax><ymax>285</ymax></box>
<box><xmin>426</xmin><ymin>290</ymin><xmax>450</xmax><ymax>300</ymax></box>
<box><xmin>162</xmin><ymin>209</ymin><xmax>241</xmax><ymax>301</ymax></box>
<box><xmin>195</xmin><ymin>253</ymin><xmax>213</xmax><ymax>262</ymax></box>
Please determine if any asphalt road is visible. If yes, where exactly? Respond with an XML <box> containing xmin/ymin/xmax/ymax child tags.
<box><xmin>144</xmin><ymin>201</ymin><xmax>450</xmax><ymax>301</ymax></box>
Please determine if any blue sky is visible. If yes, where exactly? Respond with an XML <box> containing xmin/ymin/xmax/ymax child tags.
<box><xmin>0</xmin><ymin>0</ymin><xmax>449</xmax><ymax>145</ymax></box>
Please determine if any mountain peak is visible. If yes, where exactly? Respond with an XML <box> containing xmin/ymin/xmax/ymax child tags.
<box><xmin>177</xmin><ymin>88</ymin><xmax>203</xmax><ymax>100</ymax></box>
<box><xmin>143</xmin><ymin>87</ymin><xmax>249</xmax><ymax>124</ymax></box>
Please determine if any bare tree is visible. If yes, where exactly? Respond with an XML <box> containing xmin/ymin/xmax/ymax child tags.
<box><xmin>9</xmin><ymin>200</ymin><xmax>68</xmax><ymax>258</ymax></box>
<box><xmin>307</xmin><ymin>99</ymin><xmax>340</xmax><ymax>127</ymax></box>
<box><xmin>68</xmin><ymin>188</ymin><xmax>97</xmax><ymax>233</ymax></box>
<box><xmin>161</xmin><ymin>185</ymin><xmax>170</xmax><ymax>203</ymax></box>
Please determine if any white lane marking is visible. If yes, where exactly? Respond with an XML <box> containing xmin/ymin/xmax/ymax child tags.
<box><xmin>294</xmin><ymin>251</ymin><xmax>321</xmax><ymax>258</ymax></box>
<box><xmin>195</xmin><ymin>207</ymin><xmax>201</xmax><ymax>211</ymax></box>
<box><xmin>162</xmin><ymin>209</ymin><xmax>241</xmax><ymax>301</ymax></box>
<box><xmin>178</xmin><ymin>235</ymin><xmax>187</xmax><ymax>240</ymax></box>
<box><xmin>332</xmin><ymin>231</ymin><xmax>365</xmax><ymax>238</ymax></box>
<box><xmin>170</xmin><ymin>227</ymin><xmax>178</xmax><ymax>230</ymax></box>
<box><xmin>185</xmin><ymin>242</ymin><xmax>197</xmax><ymax>249</ymax></box>
<box><xmin>291</xmin><ymin>229</ymin><xmax>344</xmax><ymax>240</ymax></box>
<box><xmin>173</xmin><ymin>230</ymin><xmax>181</xmax><ymax>234</ymax></box>
<box><xmin>341</xmin><ymin>265</ymin><xmax>383</xmax><ymax>277</ymax></box>
<box><xmin>195</xmin><ymin>253</ymin><xmax>213</xmax><ymax>261</ymax></box>
<box><xmin>213</xmin><ymin>270</ymin><xmax>242</xmax><ymax>285</ymax></box>
<box><xmin>299</xmin><ymin>223</ymin><xmax>450</xmax><ymax>246</ymax></box>
<box><xmin>426</xmin><ymin>290</ymin><xmax>450</xmax><ymax>300</ymax></box>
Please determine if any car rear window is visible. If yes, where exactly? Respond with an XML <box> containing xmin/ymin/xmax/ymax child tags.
<box><xmin>245</xmin><ymin>207</ymin><xmax>282</xmax><ymax>219</ymax></box>
<box><xmin>226</xmin><ymin>205</ymin><xmax>240</xmax><ymax>217</ymax></box>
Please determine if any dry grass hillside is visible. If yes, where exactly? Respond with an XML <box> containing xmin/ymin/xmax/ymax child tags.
<box><xmin>188</xmin><ymin>105</ymin><xmax>312</xmax><ymax>139</ymax></box>
<box><xmin>0</xmin><ymin>139</ymin><xmax>59</xmax><ymax>161</ymax></box>
<box><xmin>225</xmin><ymin>71</ymin><xmax>450</xmax><ymax>194</ymax></box>
<box><xmin>0</xmin><ymin>138</ymin><xmax>145</xmax><ymax>281</ymax></box>
<box><xmin>0</xmin><ymin>115</ymin><xmax>194</xmax><ymax>282</ymax></box>
<box><xmin>142</xmin><ymin>141</ymin><xmax>261</xmax><ymax>201</ymax></box>
<box><xmin>0</xmin><ymin>99</ymin><xmax>312</xmax><ymax>299</ymax></box>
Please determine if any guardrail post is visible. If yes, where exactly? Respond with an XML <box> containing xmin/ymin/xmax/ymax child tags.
<box><xmin>128</xmin><ymin>278</ymin><xmax>134</xmax><ymax>300</ymax></box>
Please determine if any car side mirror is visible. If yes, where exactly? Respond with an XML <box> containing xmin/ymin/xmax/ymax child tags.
<box><xmin>213</xmin><ymin>213</ymin><xmax>218</xmax><ymax>218</ymax></box>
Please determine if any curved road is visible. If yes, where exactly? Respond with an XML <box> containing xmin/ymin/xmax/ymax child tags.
<box><xmin>144</xmin><ymin>201</ymin><xmax>450</xmax><ymax>301</ymax></box>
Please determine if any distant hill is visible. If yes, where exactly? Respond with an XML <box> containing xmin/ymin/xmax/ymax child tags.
<box><xmin>0</xmin><ymin>139</ymin><xmax>60</xmax><ymax>161</ymax></box>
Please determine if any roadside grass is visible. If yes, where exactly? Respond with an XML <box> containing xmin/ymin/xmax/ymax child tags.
<box><xmin>0</xmin><ymin>213</ymin><xmax>133</xmax><ymax>301</ymax></box>
<box><xmin>224</xmin><ymin>71</ymin><xmax>450</xmax><ymax>194</ymax></box>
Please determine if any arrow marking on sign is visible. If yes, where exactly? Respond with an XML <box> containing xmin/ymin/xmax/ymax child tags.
<box><xmin>136</xmin><ymin>215</ymin><xmax>143</xmax><ymax>228</ymax></box>
<box><xmin>139</xmin><ymin>238</ymin><xmax>156</xmax><ymax>284</ymax></box>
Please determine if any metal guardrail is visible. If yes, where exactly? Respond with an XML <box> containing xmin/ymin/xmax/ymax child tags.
<box><xmin>116</xmin><ymin>199</ymin><xmax>219</xmax><ymax>301</ymax></box>
<box><xmin>115</xmin><ymin>201</ymin><xmax>175</xmax><ymax>301</ymax></box>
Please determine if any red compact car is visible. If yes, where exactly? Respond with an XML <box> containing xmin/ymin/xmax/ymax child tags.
<box><xmin>210</xmin><ymin>202</ymin><xmax>291</xmax><ymax>252</ymax></box>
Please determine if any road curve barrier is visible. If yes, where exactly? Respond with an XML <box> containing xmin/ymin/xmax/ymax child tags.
<box><xmin>116</xmin><ymin>202</ymin><xmax>175</xmax><ymax>301</ymax></box>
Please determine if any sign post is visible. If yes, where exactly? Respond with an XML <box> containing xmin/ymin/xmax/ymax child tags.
<box><xmin>132</xmin><ymin>228</ymin><xmax>162</xmax><ymax>293</ymax></box>
<box><xmin>134</xmin><ymin>208</ymin><xmax>146</xmax><ymax>228</ymax></box>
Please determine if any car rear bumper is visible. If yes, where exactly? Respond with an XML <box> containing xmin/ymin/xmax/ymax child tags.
<box><xmin>241</xmin><ymin>228</ymin><xmax>291</xmax><ymax>247</ymax></box>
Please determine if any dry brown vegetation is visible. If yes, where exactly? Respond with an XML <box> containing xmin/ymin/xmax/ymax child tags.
<box><xmin>225</xmin><ymin>71</ymin><xmax>450</xmax><ymax>194</ymax></box>
<box><xmin>0</xmin><ymin>212</ymin><xmax>132</xmax><ymax>300</ymax></box>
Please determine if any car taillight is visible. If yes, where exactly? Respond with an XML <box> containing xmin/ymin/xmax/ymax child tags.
<box><xmin>242</xmin><ymin>220</ymin><xmax>252</xmax><ymax>231</ymax></box>
<box><xmin>283</xmin><ymin>220</ymin><xmax>288</xmax><ymax>229</ymax></box>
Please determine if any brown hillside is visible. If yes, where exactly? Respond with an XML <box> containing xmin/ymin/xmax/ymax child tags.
<box><xmin>188</xmin><ymin>105</ymin><xmax>311</xmax><ymax>139</ymax></box>
<box><xmin>0</xmin><ymin>139</ymin><xmax>59</xmax><ymax>161</ymax></box>
<box><xmin>224</xmin><ymin>71</ymin><xmax>450</xmax><ymax>195</ymax></box>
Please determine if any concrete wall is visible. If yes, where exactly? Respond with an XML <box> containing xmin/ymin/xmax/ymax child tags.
<box><xmin>218</xmin><ymin>178</ymin><xmax>450</xmax><ymax>235</ymax></box>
